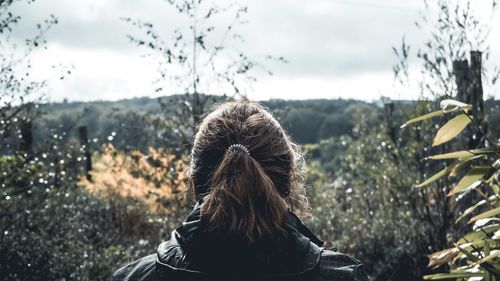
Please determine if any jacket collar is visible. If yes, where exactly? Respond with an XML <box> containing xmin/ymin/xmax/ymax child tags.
<box><xmin>156</xmin><ymin>204</ymin><xmax>323</xmax><ymax>277</ymax></box>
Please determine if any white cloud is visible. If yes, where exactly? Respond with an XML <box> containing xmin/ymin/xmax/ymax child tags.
<box><xmin>252</xmin><ymin>71</ymin><xmax>400</xmax><ymax>101</ymax></box>
<box><xmin>8</xmin><ymin>0</ymin><xmax>500</xmax><ymax>102</ymax></box>
<box><xmin>29</xmin><ymin>44</ymin><xmax>157</xmax><ymax>102</ymax></box>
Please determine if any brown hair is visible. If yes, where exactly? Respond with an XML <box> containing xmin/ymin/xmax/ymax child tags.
<box><xmin>188</xmin><ymin>101</ymin><xmax>309</xmax><ymax>242</ymax></box>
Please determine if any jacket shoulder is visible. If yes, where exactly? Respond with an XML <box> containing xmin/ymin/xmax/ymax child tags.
<box><xmin>317</xmin><ymin>250</ymin><xmax>368</xmax><ymax>281</ymax></box>
<box><xmin>111</xmin><ymin>254</ymin><xmax>156</xmax><ymax>281</ymax></box>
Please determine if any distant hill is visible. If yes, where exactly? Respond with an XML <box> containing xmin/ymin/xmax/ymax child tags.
<box><xmin>33</xmin><ymin>95</ymin><xmax>368</xmax><ymax>146</ymax></box>
<box><xmin>12</xmin><ymin>95</ymin><xmax>499</xmax><ymax>154</ymax></box>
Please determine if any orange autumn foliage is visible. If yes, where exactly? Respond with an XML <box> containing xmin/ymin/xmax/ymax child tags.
<box><xmin>78</xmin><ymin>144</ymin><xmax>188</xmax><ymax>214</ymax></box>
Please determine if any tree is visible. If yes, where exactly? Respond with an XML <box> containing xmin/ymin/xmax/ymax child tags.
<box><xmin>124</xmin><ymin>0</ymin><xmax>285</xmax><ymax>126</ymax></box>
<box><xmin>0</xmin><ymin>0</ymin><xmax>58</xmax><ymax>155</ymax></box>
<box><xmin>393</xmin><ymin>0</ymin><xmax>498</xmax><ymax>101</ymax></box>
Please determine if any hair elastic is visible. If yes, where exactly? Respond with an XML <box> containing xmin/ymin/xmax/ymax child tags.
<box><xmin>228</xmin><ymin>143</ymin><xmax>250</xmax><ymax>155</ymax></box>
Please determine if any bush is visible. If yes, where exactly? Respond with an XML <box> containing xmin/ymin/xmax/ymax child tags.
<box><xmin>403</xmin><ymin>100</ymin><xmax>500</xmax><ymax>280</ymax></box>
<box><xmin>0</xmin><ymin>155</ymin><xmax>166</xmax><ymax>281</ymax></box>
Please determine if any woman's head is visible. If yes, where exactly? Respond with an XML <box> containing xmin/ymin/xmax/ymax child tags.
<box><xmin>188</xmin><ymin>101</ymin><xmax>308</xmax><ymax>242</ymax></box>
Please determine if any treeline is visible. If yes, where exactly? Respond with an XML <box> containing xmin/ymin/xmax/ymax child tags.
<box><xmin>30</xmin><ymin>96</ymin><xmax>363</xmax><ymax>147</ymax></box>
<box><xmin>26</xmin><ymin>96</ymin><xmax>499</xmax><ymax>149</ymax></box>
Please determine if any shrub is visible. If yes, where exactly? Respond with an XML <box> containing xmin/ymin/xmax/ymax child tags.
<box><xmin>0</xmin><ymin>155</ymin><xmax>166</xmax><ymax>281</ymax></box>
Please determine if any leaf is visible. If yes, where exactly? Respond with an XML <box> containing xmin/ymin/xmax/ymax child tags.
<box><xmin>425</xmin><ymin>148</ymin><xmax>493</xmax><ymax>160</ymax></box>
<box><xmin>423</xmin><ymin>272</ymin><xmax>484</xmax><ymax>280</ymax></box>
<box><xmin>474</xmin><ymin>250</ymin><xmax>500</xmax><ymax>265</ymax></box>
<box><xmin>449</xmin><ymin>155</ymin><xmax>484</xmax><ymax>177</ymax></box>
<box><xmin>440</xmin><ymin>99</ymin><xmax>472</xmax><ymax>112</ymax></box>
<box><xmin>457</xmin><ymin>226</ymin><xmax>500</xmax><ymax>245</ymax></box>
<box><xmin>401</xmin><ymin>110</ymin><xmax>445</xmax><ymax>128</ymax></box>
<box><xmin>455</xmin><ymin>245</ymin><xmax>500</xmax><ymax>276</ymax></box>
<box><xmin>432</xmin><ymin>114</ymin><xmax>472</xmax><ymax>146</ymax></box>
<box><xmin>469</xmin><ymin>207</ymin><xmax>500</xmax><ymax>224</ymax></box>
<box><xmin>491</xmin><ymin>183</ymin><xmax>500</xmax><ymax>195</ymax></box>
<box><xmin>484</xmin><ymin>239</ymin><xmax>490</xmax><ymax>256</ymax></box>
<box><xmin>473</xmin><ymin>218</ymin><xmax>500</xmax><ymax>230</ymax></box>
<box><xmin>426</xmin><ymin>151</ymin><xmax>473</xmax><ymax>160</ymax></box>
<box><xmin>427</xmin><ymin>247</ymin><xmax>461</xmax><ymax>268</ymax></box>
<box><xmin>416</xmin><ymin>163</ymin><xmax>457</xmax><ymax>187</ymax></box>
<box><xmin>448</xmin><ymin>166</ymin><xmax>491</xmax><ymax>195</ymax></box>
<box><xmin>455</xmin><ymin>243</ymin><xmax>480</xmax><ymax>262</ymax></box>
<box><xmin>427</xmin><ymin>240</ymin><xmax>500</xmax><ymax>268</ymax></box>
<box><xmin>456</xmin><ymin>197</ymin><xmax>498</xmax><ymax>223</ymax></box>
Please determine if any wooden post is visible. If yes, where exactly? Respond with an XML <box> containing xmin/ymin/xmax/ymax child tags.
<box><xmin>78</xmin><ymin>126</ymin><xmax>92</xmax><ymax>181</ymax></box>
<box><xmin>20</xmin><ymin>120</ymin><xmax>33</xmax><ymax>162</ymax></box>
<box><xmin>452</xmin><ymin>51</ymin><xmax>485</xmax><ymax>149</ymax></box>
<box><xmin>469</xmin><ymin>51</ymin><xmax>484</xmax><ymax>123</ymax></box>
<box><xmin>383</xmin><ymin>101</ymin><xmax>397</xmax><ymax>143</ymax></box>
<box><xmin>452</xmin><ymin>60</ymin><xmax>468</xmax><ymax>102</ymax></box>
<box><xmin>192</xmin><ymin>91</ymin><xmax>202</xmax><ymax>128</ymax></box>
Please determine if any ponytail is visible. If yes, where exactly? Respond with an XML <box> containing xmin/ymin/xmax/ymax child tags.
<box><xmin>189</xmin><ymin>101</ymin><xmax>309</xmax><ymax>243</ymax></box>
<box><xmin>200</xmin><ymin>147</ymin><xmax>288</xmax><ymax>242</ymax></box>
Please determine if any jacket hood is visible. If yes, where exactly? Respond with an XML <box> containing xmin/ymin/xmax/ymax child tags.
<box><xmin>155</xmin><ymin>205</ymin><xmax>324</xmax><ymax>279</ymax></box>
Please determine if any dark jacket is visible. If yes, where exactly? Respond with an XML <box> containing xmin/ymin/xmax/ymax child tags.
<box><xmin>112</xmin><ymin>206</ymin><xmax>368</xmax><ymax>281</ymax></box>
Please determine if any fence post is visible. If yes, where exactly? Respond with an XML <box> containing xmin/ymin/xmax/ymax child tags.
<box><xmin>383</xmin><ymin>101</ymin><xmax>397</xmax><ymax>144</ymax></box>
<box><xmin>20</xmin><ymin>120</ymin><xmax>33</xmax><ymax>162</ymax></box>
<box><xmin>452</xmin><ymin>51</ymin><xmax>485</xmax><ymax>149</ymax></box>
<box><xmin>78</xmin><ymin>126</ymin><xmax>92</xmax><ymax>181</ymax></box>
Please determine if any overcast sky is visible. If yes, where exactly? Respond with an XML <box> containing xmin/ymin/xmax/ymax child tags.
<box><xmin>8</xmin><ymin>0</ymin><xmax>500</xmax><ymax>102</ymax></box>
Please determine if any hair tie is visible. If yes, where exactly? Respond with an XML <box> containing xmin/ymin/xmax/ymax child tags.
<box><xmin>228</xmin><ymin>143</ymin><xmax>250</xmax><ymax>155</ymax></box>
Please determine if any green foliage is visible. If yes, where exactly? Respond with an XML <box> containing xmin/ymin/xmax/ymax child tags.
<box><xmin>269</xmin><ymin>99</ymin><xmax>364</xmax><ymax>144</ymax></box>
<box><xmin>403</xmin><ymin>100</ymin><xmax>500</xmax><ymax>280</ymax></box>
<box><xmin>281</xmin><ymin>108</ymin><xmax>326</xmax><ymax>144</ymax></box>
<box><xmin>303</xmin><ymin>96</ymin><xmax>500</xmax><ymax>280</ymax></box>
<box><xmin>0</xmin><ymin>155</ymin><xmax>166</xmax><ymax>281</ymax></box>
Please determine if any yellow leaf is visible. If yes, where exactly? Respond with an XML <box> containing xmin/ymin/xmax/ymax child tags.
<box><xmin>440</xmin><ymin>99</ymin><xmax>472</xmax><ymax>112</ymax></box>
<box><xmin>449</xmin><ymin>155</ymin><xmax>484</xmax><ymax>177</ymax></box>
<box><xmin>432</xmin><ymin>114</ymin><xmax>472</xmax><ymax>146</ymax></box>
<box><xmin>416</xmin><ymin>163</ymin><xmax>457</xmax><ymax>187</ymax></box>
<box><xmin>468</xmin><ymin>207</ymin><xmax>500</xmax><ymax>224</ymax></box>
<box><xmin>457</xmin><ymin>226</ymin><xmax>500</xmax><ymax>245</ymax></box>
<box><xmin>423</xmin><ymin>272</ymin><xmax>484</xmax><ymax>280</ymax></box>
<box><xmin>425</xmin><ymin>149</ymin><xmax>493</xmax><ymax>160</ymax></box>
<box><xmin>401</xmin><ymin>110</ymin><xmax>445</xmax><ymax>128</ymax></box>
<box><xmin>474</xmin><ymin>250</ymin><xmax>500</xmax><ymax>265</ymax></box>
<box><xmin>448</xmin><ymin>166</ymin><xmax>491</xmax><ymax>195</ymax></box>
<box><xmin>456</xmin><ymin>197</ymin><xmax>498</xmax><ymax>223</ymax></box>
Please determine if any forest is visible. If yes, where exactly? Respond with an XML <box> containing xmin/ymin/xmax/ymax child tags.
<box><xmin>1</xmin><ymin>0</ymin><xmax>500</xmax><ymax>280</ymax></box>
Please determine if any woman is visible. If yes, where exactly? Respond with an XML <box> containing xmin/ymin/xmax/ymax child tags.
<box><xmin>112</xmin><ymin>101</ymin><xmax>367</xmax><ymax>281</ymax></box>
